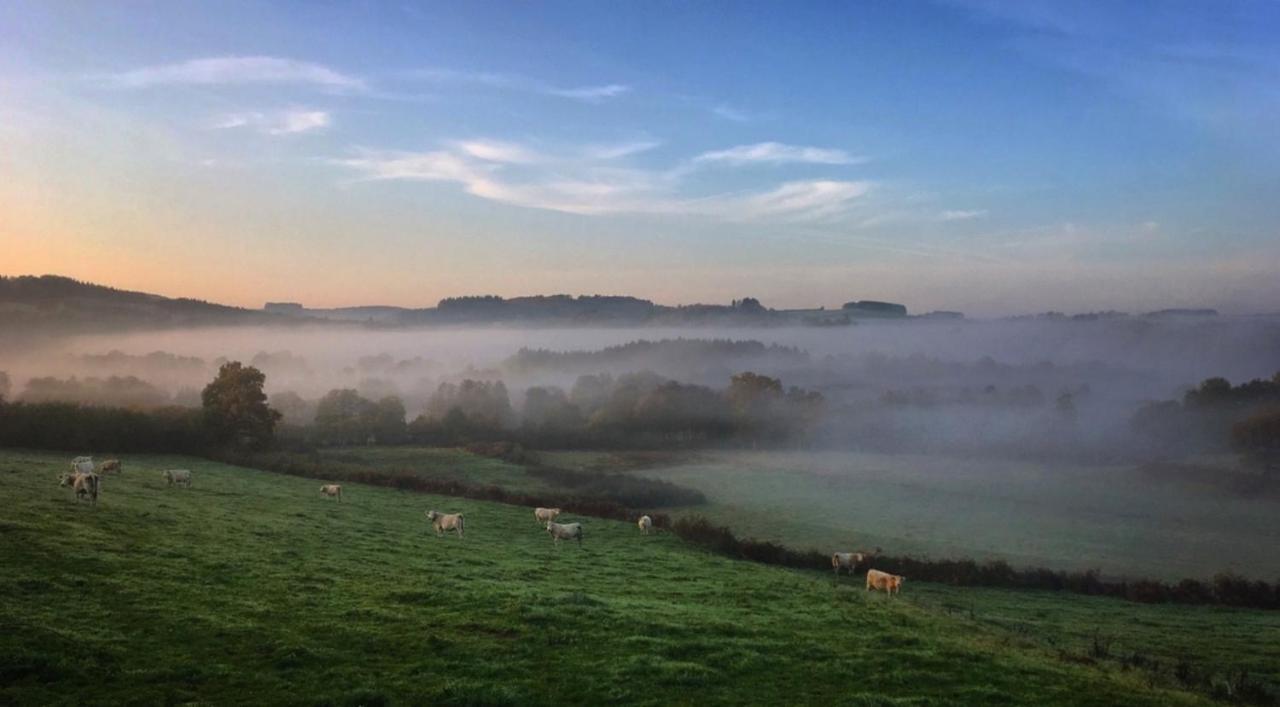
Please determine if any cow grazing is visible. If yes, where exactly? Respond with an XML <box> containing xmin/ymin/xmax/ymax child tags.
<box><xmin>162</xmin><ymin>469</ymin><xmax>192</xmax><ymax>488</ymax></box>
<box><xmin>865</xmin><ymin>569</ymin><xmax>904</xmax><ymax>596</ymax></box>
<box><xmin>638</xmin><ymin>515</ymin><xmax>653</xmax><ymax>534</ymax></box>
<box><xmin>425</xmin><ymin>510</ymin><xmax>465</xmax><ymax>538</ymax></box>
<box><xmin>545</xmin><ymin>520</ymin><xmax>583</xmax><ymax>545</ymax></box>
<box><xmin>319</xmin><ymin>484</ymin><xmax>343</xmax><ymax>501</ymax></box>
<box><xmin>534</xmin><ymin>507</ymin><xmax>561</xmax><ymax>523</ymax></box>
<box><xmin>70</xmin><ymin>456</ymin><xmax>94</xmax><ymax>475</ymax></box>
<box><xmin>99</xmin><ymin>459</ymin><xmax>122</xmax><ymax>475</ymax></box>
<box><xmin>59</xmin><ymin>472</ymin><xmax>100</xmax><ymax>504</ymax></box>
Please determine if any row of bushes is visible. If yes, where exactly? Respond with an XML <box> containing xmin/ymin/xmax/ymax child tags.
<box><xmin>522</xmin><ymin>464</ymin><xmax>707</xmax><ymax>508</ymax></box>
<box><xmin>670</xmin><ymin>516</ymin><xmax>1280</xmax><ymax>610</ymax></box>
<box><xmin>0</xmin><ymin>400</ymin><xmax>206</xmax><ymax>453</ymax></box>
<box><xmin>214</xmin><ymin>450</ymin><xmax>672</xmax><ymax>528</ymax></box>
<box><xmin>461</xmin><ymin>440</ymin><xmax>706</xmax><ymax>508</ymax></box>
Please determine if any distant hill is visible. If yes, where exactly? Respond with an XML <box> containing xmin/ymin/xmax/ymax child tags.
<box><xmin>1</xmin><ymin>274</ymin><xmax>949</xmax><ymax>331</ymax></box>
<box><xmin>0</xmin><ymin>275</ymin><xmax>295</xmax><ymax>333</ymax></box>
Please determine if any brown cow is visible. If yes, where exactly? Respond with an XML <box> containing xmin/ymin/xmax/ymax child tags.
<box><xmin>59</xmin><ymin>472</ymin><xmax>100</xmax><ymax>504</ymax></box>
<box><xmin>865</xmin><ymin>569</ymin><xmax>904</xmax><ymax>596</ymax></box>
<box><xmin>99</xmin><ymin>459</ymin><xmax>122</xmax><ymax>475</ymax></box>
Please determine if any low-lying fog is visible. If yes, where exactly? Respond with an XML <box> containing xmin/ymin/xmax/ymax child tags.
<box><xmin>4</xmin><ymin>315</ymin><xmax>1278</xmax><ymax>461</ymax></box>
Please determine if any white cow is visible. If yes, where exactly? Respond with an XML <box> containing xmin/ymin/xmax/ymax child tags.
<box><xmin>831</xmin><ymin>552</ymin><xmax>864</xmax><ymax>576</ymax></box>
<box><xmin>545</xmin><ymin>520</ymin><xmax>583</xmax><ymax>545</ymax></box>
<box><xmin>534</xmin><ymin>507</ymin><xmax>561</xmax><ymax>523</ymax></box>
<box><xmin>71</xmin><ymin>456</ymin><xmax>95</xmax><ymax>475</ymax></box>
<box><xmin>425</xmin><ymin>510</ymin><xmax>465</xmax><ymax>538</ymax></box>
<box><xmin>162</xmin><ymin>469</ymin><xmax>192</xmax><ymax>488</ymax></box>
<box><xmin>638</xmin><ymin>515</ymin><xmax>653</xmax><ymax>534</ymax></box>
<box><xmin>319</xmin><ymin>484</ymin><xmax>343</xmax><ymax>501</ymax></box>
<box><xmin>832</xmin><ymin>547</ymin><xmax>881</xmax><ymax>576</ymax></box>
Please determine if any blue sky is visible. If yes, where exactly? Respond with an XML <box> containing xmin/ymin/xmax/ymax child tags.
<box><xmin>1</xmin><ymin>1</ymin><xmax>1278</xmax><ymax>314</ymax></box>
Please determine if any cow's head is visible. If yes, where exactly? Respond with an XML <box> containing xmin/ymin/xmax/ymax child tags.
<box><xmin>58</xmin><ymin>473</ymin><xmax>74</xmax><ymax>487</ymax></box>
<box><xmin>425</xmin><ymin>510</ymin><xmax>438</xmax><ymax>521</ymax></box>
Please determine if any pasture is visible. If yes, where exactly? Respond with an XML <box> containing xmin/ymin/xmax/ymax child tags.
<box><xmin>594</xmin><ymin>449</ymin><xmax>1280</xmax><ymax>581</ymax></box>
<box><xmin>316</xmin><ymin>445</ymin><xmax>548</xmax><ymax>493</ymax></box>
<box><xmin>0</xmin><ymin>449</ymin><xmax>1231</xmax><ymax>705</ymax></box>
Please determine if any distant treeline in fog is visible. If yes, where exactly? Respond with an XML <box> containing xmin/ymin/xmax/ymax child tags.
<box><xmin>3</xmin><ymin>325</ymin><xmax>1278</xmax><ymax>465</ymax></box>
<box><xmin>284</xmin><ymin>370</ymin><xmax>825</xmax><ymax>450</ymax></box>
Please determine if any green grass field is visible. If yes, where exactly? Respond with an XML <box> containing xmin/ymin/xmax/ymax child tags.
<box><xmin>0</xmin><ymin>448</ymin><xmax>1241</xmax><ymax>705</ymax></box>
<box><xmin>588</xmin><ymin>449</ymin><xmax>1280</xmax><ymax>581</ymax></box>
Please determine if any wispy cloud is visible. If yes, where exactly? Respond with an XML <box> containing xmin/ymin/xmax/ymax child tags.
<box><xmin>694</xmin><ymin>142</ymin><xmax>865</xmax><ymax>166</ymax></box>
<box><xmin>546</xmin><ymin>84</ymin><xmax>631</xmax><ymax>102</ymax></box>
<box><xmin>581</xmin><ymin>139</ymin><xmax>661</xmax><ymax>160</ymax></box>
<box><xmin>105</xmin><ymin>56</ymin><xmax>365</xmax><ymax>90</ymax></box>
<box><xmin>712</xmin><ymin>104</ymin><xmax>754</xmax><ymax>122</ymax></box>
<box><xmin>722</xmin><ymin>180</ymin><xmax>873</xmax><ymax>221</ymax></box>
<box><xmin>939</xmin><ymin>209</ymin><xmax>988</xmax><ymax>221</ymax></box>
<box><xmin>333</xmin><ymin>138</ymin><xmax>870</xmax><ymax>220</ymax></box>
<box><xmin>453</xmin><ymin>139</ymin><xmax>542</xmax><ymax>164</ymax></box>
<box><xmin>213</xmin><ymin>109</ymin><xmax>331</xmax><ymax>135</ymax></box>
<box><xmin>407</xmin><ymin>68</ymin><xmax>630</xmax><ymax>103</ymax></box>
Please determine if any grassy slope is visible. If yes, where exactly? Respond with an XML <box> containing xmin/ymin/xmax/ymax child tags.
<box><xmin>597</xmin><ymin>449</ymin><xmax>1280</xmax><ymax>581</ymax></box>
<box><xmin>0</xmin><ymin>449</ymin><xmax>1213</xmax><ymax>706</ymax></box>
<box><xmin>316</xmin><ymin>446</ymin><xmax>548</xmax><ymax>493</ymax></box>
<box><xmin>547</xmin><ymin>448</ymin><xmax>1280</xmax><ymax>700</ymax></box>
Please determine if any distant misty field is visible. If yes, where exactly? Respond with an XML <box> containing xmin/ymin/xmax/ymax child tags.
<box><xmin>571</xmin><ymin>450</ymin><xmax>1280</xmax><ymax>581</ymax></box>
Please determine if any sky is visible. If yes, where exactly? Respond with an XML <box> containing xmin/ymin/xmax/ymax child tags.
<box><xmin>1</xmin><ymin>0</ymin><xmax>1278</xmax><ymax>316</ymax></box>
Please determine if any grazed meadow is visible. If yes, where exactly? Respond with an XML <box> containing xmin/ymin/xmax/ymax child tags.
<box><xmin>0</xmin><ymin>449</ymin><xmax>1252</xmax><ymax>706</ymax></box>
<box><xmin>4</xmin><ymin>448</ymin><xmax>1278</xmax><ymax>705</ymax></box>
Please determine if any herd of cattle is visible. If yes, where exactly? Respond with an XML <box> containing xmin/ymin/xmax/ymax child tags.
<box><xmin>55</xmin><ymin>456</ymin><xmax>906</xmax><ymax>594</ymax></box>
<box><xmin>58</xmin><ymin>456</ymin><xmax>192</xmax><ymax>505</ymax></box>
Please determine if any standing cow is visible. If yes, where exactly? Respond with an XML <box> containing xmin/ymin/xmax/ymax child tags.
<box><xmin>545</xmin><ymin>520</ymin><xmax>583</xmax><ymax>546</ymax></box>
<box><xmin>637</xmin><ymin>515</ymin><xmax>653</xmax><ymax>534</ymax></box>
<box><xmin>319</xmin><ymin>484</ymin><xmax>343</xmax><ymax>502</ymax></box>
<box><xmin>534</xmin><ymin>507</ymin><xmax>561</xmax><ymax>523</ymax></box>
<box><xmin>162</xmin><ymin>469</ymin><xmax>192</xmax><ymax>488</ymax></box>
<box><xmin>832</xmin><ymin>548</ymin><xmax>880</xmax><ymax>576</ymax></box>
<box><xmin>865</xmin><ymin>569</ymin><xmax>905</xmax><ymax>596</ymax></box>
<box><xmin>70</xmin><ymin>456</ymin><xmax>95</xmax><ymax>475</ymax></box>
<box><xmin>99</xmin><ymin>459</ymin><xmax>122</xmax><ymax>475</ymax></box>
<box><xmin>59</xmin><ymin>472</ymin><xmax>100</xmax><ymax>504</ymax></box>
<box><xmin>425</xmin><ymin>510</ymin><xmax>465</xmax><ymax>538</ymax></box>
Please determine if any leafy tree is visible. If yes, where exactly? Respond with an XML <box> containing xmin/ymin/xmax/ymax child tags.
<box><xmin>269</xmin><ymin>391</ymin><xmax>314</xmax><ymax>425</ymax></box>
<box><xmin>201</xmin><ymin>362</ymin><xmax>280</xmax><ymax>449</ymax></box>
<box><xmin>522</xmin><ymin>386</ymin><xmax>583</xmax><ymax>432</ymax></box>
<box><xmin>1232</xmin><ymin>406</ymin><xmax>1280</xmax><ymax>475</ymax></box>
<box><xmin>425</xmin><ymin>379</ymin><xmax>512</xmax><ymax>427</ymax></box>
<box><xmin>314</xmin><ymin>389</ymin><xmax>376</xmax><ymax>445</ymax></box>
<box><xmin>0</xmin><ymin>371</ymin><xmax>9</xmax><ymax>401</ymax></box>
<box><xmin>727</xmin><ymin>371</ymin><xmax>783</xmax><ymax>422</ymax></box>
<box><xmin>368</xmin><ymin>396</ymin><xmax>408</xmax><ymax>444</ymax></box>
